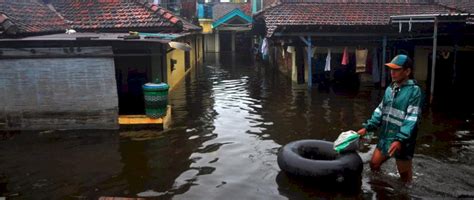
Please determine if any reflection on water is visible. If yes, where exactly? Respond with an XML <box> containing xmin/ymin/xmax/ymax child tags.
<box><xmin>0</xmin><ymin>52</ymin><xmax>473</xmax><ymax>199</ymax></box>
<box><xmin>169</xmin><ymin>53</ymin><xmax>282</xmax><ymax>199</ymax></box>
<box><xmin>275</xmin><ymin>171</ymin><xmax>363</xmax><ymax>199</ymax></box>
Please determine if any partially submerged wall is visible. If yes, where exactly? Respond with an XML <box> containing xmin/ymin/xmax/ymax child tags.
<box><xmin>0</xmin><ymin>47</ymin><xmax>118</xmax><ymax>130</ymax></box>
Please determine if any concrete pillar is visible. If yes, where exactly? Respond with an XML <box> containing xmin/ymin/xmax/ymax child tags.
<box><xmin>299</xmin><ymin>36</ymin><xmax>313</xmax><ymax>87</ymax></box>
<box><xmin>231</xmin><ymin>31</ymin><xmax>236</xmax><ymax>52</ymax></box>
<box><xmin>215</xmin><ymin>30</ymin><xmax>220</xmax><ymax>53</ymax></box>
<box><xmin>290</xmin><ymin>47</ymin><xmax>297</xmax><ymax>82</ymax></box>
<box><xmin>296</xmin><ymin>45</ymin><xmax>305</xmax><ymax>84</ymax></box>
<box><xmin>306</xmin><ymin>36</ymin><xmax>312</xmax><ymax>88</ymax></box>
<box><xmin>430</xmin><ymin>18</ymin><xmax>438</xmax><ymax>104</ymax></box>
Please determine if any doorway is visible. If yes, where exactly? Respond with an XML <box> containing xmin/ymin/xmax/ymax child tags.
<box><xmin>114</xmin><ymin>49</ymin><xmax>152</xmax><ymax>115</ymax></box>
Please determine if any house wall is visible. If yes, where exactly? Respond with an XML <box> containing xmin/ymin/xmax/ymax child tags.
<box><xmin>414</xmin><ymin>45</ymin><xmax>454</xmax><ymax>82</ymax></box>
<box><xmin>204</xmin><ymin>33</ymin><xmax>217</xmax><ymax>52</ymax></box>
<box><xmin>414</xmin><ymin>46</ymin><xmax>431</xmax><ymax>82</ymax></box>
<box><xmin>0</xmin><ymin>47</ymin><xmax>118</xmax><ymax>131</ymax></box>
<box><xmin>167</xmin><ymin>34</ymin><xmax>204</xmax><ymax>91</ymax></box>
<box><xmin>151</xmin><ymin>48</ymin><xmax>166</xmax><ymax>83</ymax></box>
<box><xmin>197</xmin><ymin>35</ymin><xmax>204</xmax><ymax>63</ymax></box>
<box><xmin>199</xmin><ymin>19</ymin><xmax>213</xmax><ymax>34</ymax></box>
<box><xmin>414</xmin><ymin>45</ymin><xmax>474</xmax><ymax>82</ymax></box>
<box><xmin>167</xmin><ymin>46</ymin><xmax>186</xmax><ymax>90</ymax></box>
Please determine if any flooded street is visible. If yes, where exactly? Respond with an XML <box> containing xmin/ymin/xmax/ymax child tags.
<box><xmin>1</xmin><ymin>53</ymin><xmax>473</xmax><ymax>199</ymax></box>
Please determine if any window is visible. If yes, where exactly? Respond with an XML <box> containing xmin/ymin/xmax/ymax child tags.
<box><xmin>170</xmin><ymin>59</ymin><xmax>177</xmax><ymax>72</ymax></box>
<box><xmin>256</xmin><ymin>0</ymin><xmax>262</xmax><ymax>11</ymax></box>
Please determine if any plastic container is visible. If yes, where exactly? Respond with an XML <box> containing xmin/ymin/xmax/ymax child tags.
<box><xmin>143</xmin><ymin>79</ymin><xmax>169</xmax><ymax>118</ymax></box>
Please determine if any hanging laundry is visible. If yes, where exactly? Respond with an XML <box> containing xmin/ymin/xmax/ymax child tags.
<box><xmin>325</xmin><ymin>48</ymin><xmax>331</xmax><ymax>72</ymax></box>
<box><xmin>261</xmin><ymin>38</ymin><xmax>269</xmax><ymax>60</ymax></box>
<box><xmin>341</xmin><ymin>47</ymin><xmax>349</xmax><ymax>65</ymax></box>
<box><xmin>282</xmin><ymin>46</ymin><xmax>285</xmax><ymax>59</ymax></box>
<box><xmin>356</xmin><ymin>48</ymin><xmax>368</xmax><ymax>73</ymax></box>
<box><xmin>372</xmin><ymin>48</ymin><xmax>381</xmax><ymax>83</ymax></box>
<box><xmin>286</xmin><ymin>46</ymin><xmax>295</xmax><ymax>53</ymax></box>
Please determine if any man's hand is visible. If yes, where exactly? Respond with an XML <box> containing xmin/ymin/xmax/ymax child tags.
<box><xmin>357</xmin><ymin>128</ymin><xmax>367</xmax><ymax>136</ymax></box>
<box><xmin>388</xmin><ymin>141</ymin><xmax>402</xmax><ymax>157</ymax></box>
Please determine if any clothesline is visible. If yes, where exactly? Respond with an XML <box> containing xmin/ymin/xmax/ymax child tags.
<box><xmin>276</xmin><ymin>36</ymin><xmax>437</xmax><ymax>47</ymax></box>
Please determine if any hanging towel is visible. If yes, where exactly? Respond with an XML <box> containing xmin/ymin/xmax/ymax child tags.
<box><xmin>282</xmin><ymin>46</ymin><xmax>285</xmax><ymax>59</ymax></box>
<box><xmin>261</xmin><ymin>38</ymin><xmax>268</xmax><ymax>55</ymax></box>
<box><xmin>261</xmin><ymin>38</ymin><xmax>269</xmax><ymax>61</ymax></box>
<box><xmin>372</xmin><ymin>48</ymin><xmax>381</xmax><ymax>83</ymax></box>
<box><xmin>356</xmin><ymin>48</ymin><xmax>368</xmax><ymax>73</ymax></box>
<box><xmin>325</xmin><ymin>48</ymin><xmax>331</xmax><ymax>72</ymax></box>
<box><xmin>341</xmin><ymin>47</ymin><xmax>349</xmax><ymax>65</ymax></box>
<box><xmin>286</xmin><ymin>46</ymin><xmax>295</xmax><ymax>53</ymax></box>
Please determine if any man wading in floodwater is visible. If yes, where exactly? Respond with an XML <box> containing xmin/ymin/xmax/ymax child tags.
<box><xmin>357</xmin><ymin>54</ymin><xmax>422</xmax><ymax>183</ymax></box>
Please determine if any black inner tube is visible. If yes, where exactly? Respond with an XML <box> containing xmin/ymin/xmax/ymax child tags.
<box><xmin>278</xmin><ymin>140</ymin><xmax>363</xmax><ymax>181</ymax></box>
<box><xmin>298</xmin><ymin>146</ymin><xmax>337</xmax><ymax>161</ymax></box>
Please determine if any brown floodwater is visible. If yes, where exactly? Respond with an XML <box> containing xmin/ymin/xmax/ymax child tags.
<box><xmin>1</xmin><ymin>53</ymin><xmax>473</xmax><ymax>199</ymax></box>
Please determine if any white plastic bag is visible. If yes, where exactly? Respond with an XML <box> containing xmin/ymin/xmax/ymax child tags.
<box><xmin>334</xmin><ymin>130</ymin><xmax>360</xmax><ymax>153</ymax></box>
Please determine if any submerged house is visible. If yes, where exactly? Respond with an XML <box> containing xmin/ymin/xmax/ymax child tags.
<box><xmin>196</xmin><ymin>0</ymin><xmax>278</xmax><ymax>53</ymax></box>
<box><xmin>253</xmin><ymin>0</ymin><xmax>474</xmax><ymax>109</ymax></box>
<box><xmin>197</xmin><ymin>0</ymin><xmax>254</xmax><ymax>53</ymax></box>
<box><xmin>0</xmin><ymin>0</ymin><xmax>203</xmax><ymax>130</ymax></box>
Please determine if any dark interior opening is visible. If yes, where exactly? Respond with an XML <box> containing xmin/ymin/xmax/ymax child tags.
<box><xmin>428</xmin><ymin>51</ymin><xmax>474</xmax><ymax>114</ymax></box>
<box><xmin>114</xmin><ymin>48</ymin><xmax>152</xmax><ymax>115</ymax></box>
<box><xmin>219</xmin><ymin>31</ymin><xmax>232</xmax><ymax>52</ymax></box>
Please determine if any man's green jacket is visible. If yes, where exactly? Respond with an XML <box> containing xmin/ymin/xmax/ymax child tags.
<box><xmin>363</xmin><ymin>79</ymin><xmax>423</xmax><ymax>155</ymax></box>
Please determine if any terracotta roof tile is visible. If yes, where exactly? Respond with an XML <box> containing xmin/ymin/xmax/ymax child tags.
<box><xmin>262</xmin><ymin>3</ymin><xmax>460</xmax><ymax>37</ymax></box>
<box><xmin>49</xmin><ymin>0</ymin><xmax>200</xmax><ymax>32</ymax></box>
<box><xmin>240</xmin><ymin>2</ymin><xmax>252</xmax><ymax>16</ymax></box>
<box><xmin>213</xmin><ymin>3</ymin><xmax>247</xmax><ymax>21</ymax></box>
<box><xmin>0</xmin><ymin>0</ymin><xmax>68</xmax><ymax>36</ymax></box>
<box><xmin>436</xmin><ymin>0</ymin><xmax>474</xmax><ymax>13</ymax></box>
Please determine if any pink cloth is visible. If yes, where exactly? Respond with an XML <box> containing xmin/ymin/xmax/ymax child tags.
<box><xmin>341</xmin><ymin>47</ymin><xmax>349</xmax><ymax>65</ymax></box>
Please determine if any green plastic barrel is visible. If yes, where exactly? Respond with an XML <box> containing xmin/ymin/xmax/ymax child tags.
<box><xmin>143</xmin><ymin>80</ymin><xmax>169</xmax><ymax>118</ymax></box>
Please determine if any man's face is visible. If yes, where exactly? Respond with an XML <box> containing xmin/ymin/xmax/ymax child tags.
<box><xmin>390</xmin><ymin>68</ymin><xmax>411</xmax><ymax>83</ymax></box>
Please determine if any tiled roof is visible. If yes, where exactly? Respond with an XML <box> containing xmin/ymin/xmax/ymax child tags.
<box><xmin>240</xmin><ymin>2</ymin><xmax>252</xmax><ymax>16</ymax></box>
<box><xmin>49</xmin><ymin>0</ymin><xmax>199</xmax><ymax>32</ymax></box>
<box><xmin>263</xmin><ymin>0</ymin><xmax>279</xmax><ymax>9</ymax></box>
<box><xmin>141</xmin><ymin>1</ymin><xmax>201</xmax><ymax>32</ymax></box>
<box><xmin>280</xmin><ymin>0</ymin><xmax>434</xmax><ymax>3</ymax></box>
<box><xmin>212</xmin><ymin>3</ymin><xmax>251</xmax><ymax>22</ymax></box>
<box><xmin>262</xmin><ymin>3</ymin><xmax>459</xmax><ymax>37</ymax></box>
<box><xmin>436</xmin><ymin>0</ymin><xmax>474</xmax><ymax>13</ymax></box>
<box><xmin>213</xmin><ymin>3</ymin><xmax>243</xmax><ymax>21</ymax></box>
<box><xmin>0</xmin><ymin>0</ymin><xmax>69</xmax><ymax>36</ymax></box>
<box><xmin>181</xmin><ymin>19</ymin><xmax>202</xmax><ymax>32</ymax></box>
